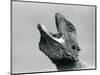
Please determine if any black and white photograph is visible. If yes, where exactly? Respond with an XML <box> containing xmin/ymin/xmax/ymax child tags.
<box><xmin>11</xmin><ymin>0</ymin><xmax>96</xmax><ymax>74</ymax></box>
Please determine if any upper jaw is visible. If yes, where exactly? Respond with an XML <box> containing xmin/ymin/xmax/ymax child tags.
<box><xmin>55</xmin><ymin>12</ymin><xmax>76</xmax><ymax>33</ymax></box>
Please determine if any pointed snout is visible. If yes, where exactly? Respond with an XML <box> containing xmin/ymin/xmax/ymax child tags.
<box><xmin>55</xmin><ymin>12</ymin><xmax>76</xmax><ymax>33</ymax></box>
<box><xmin>55</xmin><ymin>12</ymin><xmax>64</xmax><ymax>19</ymax></box>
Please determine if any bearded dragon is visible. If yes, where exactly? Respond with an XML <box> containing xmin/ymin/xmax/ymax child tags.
<box><xmin>37</xmin><ymin>13</ymin><xmax>87</xmax><ymax>71</ymax></box>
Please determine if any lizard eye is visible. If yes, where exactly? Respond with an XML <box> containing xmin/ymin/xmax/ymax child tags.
<box><xmin>72</xmin><ymin>45</ymin><xmax>76</xmax><ymax>50</ymax></box>
<box><xmin>72</xmin><ymin>45</ymin><xmax>81</xmax><ymax>51</ymax></box>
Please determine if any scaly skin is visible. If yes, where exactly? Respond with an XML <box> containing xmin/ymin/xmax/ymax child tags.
<box><xmin>37</xmin><ymin>13</ymin><xmax>86</xmax><ymax>71</ymax></box>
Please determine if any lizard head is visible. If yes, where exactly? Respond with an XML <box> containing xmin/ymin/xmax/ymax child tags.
<box><xmin>37</xmin><ymin>13</ymin><xmax>81</xmax><ymax>64</ymax></box>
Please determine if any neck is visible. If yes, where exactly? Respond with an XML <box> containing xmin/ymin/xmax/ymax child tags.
<box><xmin>51</xmin><ymin>58</ymin><xmax>79</xmax><ymax>71</ymax></box>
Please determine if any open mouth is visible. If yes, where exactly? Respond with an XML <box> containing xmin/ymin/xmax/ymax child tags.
<box><xmin>37</xmin><ymin>24</ymin><xmax>78</xmax><ymax>61</ymax></box>
<box><xmin>37</xmin><ymin>24</ymin><xmax>64</xmax><ymax>45</ymax></box>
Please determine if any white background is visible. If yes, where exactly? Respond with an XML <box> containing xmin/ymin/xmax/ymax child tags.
<box><xmin>12</xmin><ymin>1</ymin><xmax>95</xmax><ymax>73</ymax></box>
<box><xmin>0</xmin><ymin>0</ymin><xmax>99</xmax><ymax>75</ymax></box>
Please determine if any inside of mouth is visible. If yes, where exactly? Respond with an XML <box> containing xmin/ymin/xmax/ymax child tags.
<box><xmin>40</xmin><ymin>24</ymin><xmax>78</xmax><ymax>61</ymax></box>
<box><xmin>40</xmin><ymin>25</ymin><xmax>48</xmax><ymax>33</ymax></box>
<box><xmin>40</xmin><ymin>24</ymin><xmax>65</xmax><ymax>44</ymax></box>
